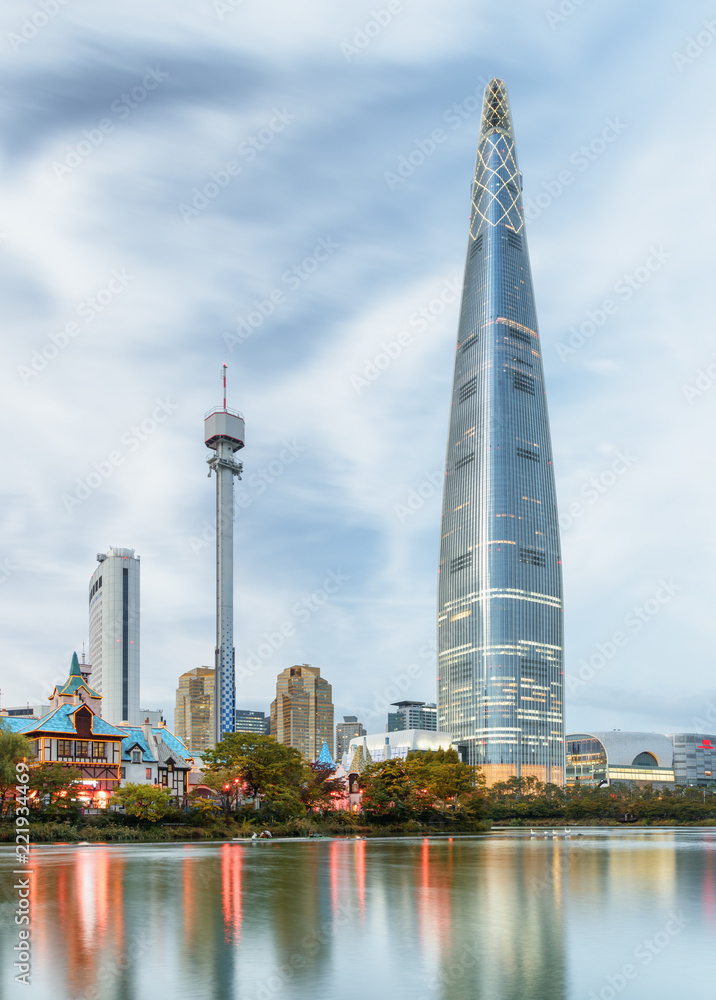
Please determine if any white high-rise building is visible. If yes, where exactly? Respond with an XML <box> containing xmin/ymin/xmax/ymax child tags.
<box><xmin>89</xmin><ymin>547</ymin><xmax>140</xmax><ymax>724</ymax></box>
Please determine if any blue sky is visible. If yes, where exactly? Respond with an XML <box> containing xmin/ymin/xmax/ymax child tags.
<box><xmin>2</xmin><ymin>0</ymin><xmax>716</xmax><ymax>739</ymax></box>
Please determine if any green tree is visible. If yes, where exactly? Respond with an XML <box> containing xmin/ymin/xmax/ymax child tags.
<box><xmin>202</xmin><ymin>733</ymin><xmax>305</xmax><ymax>802</ymax></box>
<box><xmin>111</xmin><ymin>783</ymin><xmax>173</xmax><ymax>821</ymax></box>
<box><xmin>404</xmin><ymin>749</ymin><xmax>479</xmax><ymax>813</ymax></box>
<box><xmin>0</xmin><ymin>723</ymin><xmax>35</xmax><ymax>816</ymax></box>
<box><xmin>28</xmin><ymin>762</ymin><xmax>83</xmax><ymax>809</ymax></box>
<box><xmin>360</xmin><ymin>759</ymin><xmax>418</xmax><ymax>819</ymax></box>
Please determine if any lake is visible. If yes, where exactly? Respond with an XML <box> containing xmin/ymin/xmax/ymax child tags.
<box><xmin>1</xmin><ymin>829</ymin><xmax>713</xmax><ymax>999</ymax></box>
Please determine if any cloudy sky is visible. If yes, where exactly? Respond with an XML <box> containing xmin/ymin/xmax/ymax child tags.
<box><xmin>2</xmin><ymin>0</ymin><xmax>715</xmax><ymax>740</ymax></box>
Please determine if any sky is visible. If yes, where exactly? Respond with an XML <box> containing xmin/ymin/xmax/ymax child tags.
<box><xmin>1</xmin><ymin>0</ymin><xmax>716</xmax><ymax>740</ymax></box>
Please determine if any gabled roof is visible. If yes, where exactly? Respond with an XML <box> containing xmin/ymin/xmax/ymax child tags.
<box><xmin>25</xmin><ymin>704</ymin><xmax>125</xmax><ymax>738</ymax></box>
<box><xmin>155</xmin><ymin>727</ymin><xmax>191</xmax><ymax>760</ymax></box>
<box><xmin>119</xmin><ymin>728</ymin><xmax>154</xmax><ymax>763</ymax></box>
<box><xmin>55</xmin><ymin>652</ymin><xmax>102</xmax><ymax>700</ymax></box>
<box><xmin>117</xmin><ymin>726</ymin><xmax>191</xmax><ymax>766</ymax></box>
<box><xmin>157</xmin><ymin>739</ymin><xmax>190</xmax><ymax>769</ymax></box>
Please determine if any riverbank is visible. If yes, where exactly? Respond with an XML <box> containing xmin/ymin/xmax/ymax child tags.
<box><xmin>0</xmin><ymin>815</ymin><xmax>493</xmax><ymax>844</ymax></box>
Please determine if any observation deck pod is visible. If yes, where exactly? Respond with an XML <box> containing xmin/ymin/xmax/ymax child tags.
<box><xmin>204</xmin><ymin>407</ymin><xmax>245</xmax><ymax>452</ymax></box>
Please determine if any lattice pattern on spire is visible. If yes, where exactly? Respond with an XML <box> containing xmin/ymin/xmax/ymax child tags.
<box><xmin>469</xmin><ymin>80</ymin><xmax>523</xmax><ymax>236</ymax></box>
<box><xmin>481</xmin><ymin>80</ymin><xmax>511</xmax><ymax>135</ymax></box>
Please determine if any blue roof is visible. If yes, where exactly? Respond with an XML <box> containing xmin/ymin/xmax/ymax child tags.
<box><xmin>155</xmin><ymin>727</ymin><xmax>190</xmax><ymax>759</ymax></box>
<box><xmin>26</xmin><ymin>705</ymin><xmax>125</xmax><ymax>738</ymax></box>
<box><xmin>119</xmin><ymin>727</ymin><xmax>154</xmax><ymax>762</ymax></box>
<box><xmin>0</xmin><ymin>716</ymin><xmax>35</xmax><ymax>734</ymax></box>
<box><xmin>316</xmin><ymin>739</ymin><xmax>335</xmax><ymax>768</ymax></box>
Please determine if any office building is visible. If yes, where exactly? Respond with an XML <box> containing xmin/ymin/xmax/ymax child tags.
<box><xmin>235</xmin><ymin>709</ymin><xmax>270</xmax><ymax>735</ymax></box>
<box><xmin>175</xmin><ymin>667</ymin><xmax>215</xmax><ymax>754</ymax></box>
<box><xmin>336</xmin><ymin>716</ymin><xmax>366</xmax><ymax>758</ymax></box>
<box><xmin>437</xmin><ymin>79</ymin><xmax>564</xmax><ymax>786</ymax></box>
<box><xmin>387</xmin><ymin>701</ymin><xmax>437</xmax><ymax>732</ymax></box>
<box><xmin>270</xmin><ymin>664</ymin><xmax>333</xmax><ymax>760</ymax></box>
<box><xmin>89</xmin><ymin>547</ymin><xmax>140</xmax><ymax>725</ymax></box>
<box><xmin>668</xmin><ymin>733</ymin><xmax>716</xmax><ymax>787</ymax></box>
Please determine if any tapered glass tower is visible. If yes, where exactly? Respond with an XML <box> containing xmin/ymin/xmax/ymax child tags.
<box><xmin>437</xmin><ymin>80</ymin><xmax>564</xmax><ymax>786</ymax></box>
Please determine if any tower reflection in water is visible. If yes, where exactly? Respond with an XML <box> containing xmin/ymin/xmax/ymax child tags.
<box><xmin>7</xmin><ymin>834</ymin><xmax>714</xmax><ymax>1000</ymax></box>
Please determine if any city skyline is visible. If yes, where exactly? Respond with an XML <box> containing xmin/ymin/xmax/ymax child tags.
<box><xmin>2</xmin><ymin>4</ymin><xmax>716</xmax><ymax>739</ymax></box>
<box><xmin>437</xmin><ymin>80</ymin><xmax>564</xmax><ymax>784</ymax></box>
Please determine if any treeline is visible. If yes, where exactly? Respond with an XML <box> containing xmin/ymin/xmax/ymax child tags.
<box><xmin>3</xmin><ymin>726</ymin><xmax>716</xmax><ymax>833</ymax></box>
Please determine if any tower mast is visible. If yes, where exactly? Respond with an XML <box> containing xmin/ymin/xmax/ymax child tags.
<box><xmin>205</xmin><ymin>365</ymin><xmax>245</xmax><ymax>743</ymax></box>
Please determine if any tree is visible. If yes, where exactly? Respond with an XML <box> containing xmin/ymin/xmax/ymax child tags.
<box><xmin>202</xmin><ymin>733</ymin><xmax>305</xmax><ymax>801</ymax></box>
<box><xmin>404</xmin><ymin>749</ymin><xmax>479</xmax><ymax>813</ymax></box>
<box><xmin>0</xmin><ymin>723</ymin><xmax>35</xmax><ymax>816</ymax></box>
<box><xmin>360</xmin><ymin>759</ymin><xmax>418</xmax><ymax>818</ymax></box>
<box><xmin>299</xmin><ymin>762</ymin><xmax>347</xmax><ymax>813</ymax></box>
<box><xmin>111</xmin><ymin>783</ymin><xmax>173</xmax><ymax>821</ymax></box>
<box><xmin>28</xmin><ymin>762</ymin><xmax>83</xmax><ymax>809</ymax></box>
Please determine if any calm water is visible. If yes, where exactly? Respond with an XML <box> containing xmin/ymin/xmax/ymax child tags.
<box><xmin>1</xmin><ymin>829</ymin><xmax>714</xmax><ymax>1000</ymax></box>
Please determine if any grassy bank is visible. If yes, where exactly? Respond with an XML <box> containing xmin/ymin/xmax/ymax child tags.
<box><xmin>0</xmin><ymin>813</ymin><xmax>493</xmax><ymax>844</ymax></box>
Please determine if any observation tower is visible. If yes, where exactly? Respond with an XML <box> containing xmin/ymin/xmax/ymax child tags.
<box><xmin>205</xmin><ymin>364</ymin><xmax>245</xmax><ymax>742</ymax></box>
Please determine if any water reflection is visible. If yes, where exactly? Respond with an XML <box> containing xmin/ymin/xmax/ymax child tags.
<box><xmin>0</xmin><ymin>831</ymin><xmax>713</xmax><ymax>1000</ymax></box>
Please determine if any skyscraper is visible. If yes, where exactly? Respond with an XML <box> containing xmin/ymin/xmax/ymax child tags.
<box><xmin>270</xmin><ymin>664</ymin><xmax>334</xmax><ymax>760</ymax></box>
<box><xmin>336</xmin><ymin>716</ymin><xmax>365</xmax><ymax>759</ymax></box>
<box><xmin>89</xmin><ymin>547</ymin><xmax>140</xmax><ymax>724</ymax></box>
<box><xmin>175</xmin><ymin>666</ymin><xmax>215</xmax><ymax>754</ymax></box>
<box><xmin>437</xmin><ymin>80</ymin><xmax>564</xmax><ymax>787</ymax></box>
<box><xmin>235</xmin><ymin>709</ymin><xmax>270</xmax><ymax>735</ymax></box>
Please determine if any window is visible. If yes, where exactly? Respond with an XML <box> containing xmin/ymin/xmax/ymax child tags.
<box><xmin>470</xmin><ymin>233</ymin><xmax>484</xmax><ymax>256</ymax></box>
<box><xmin>506</xmin><ymin>230</ymin><xmax>522</xmax><ymax>251</ymax></box>
<box><xmin>120</xmin><ymin>767</ymin><xmax>126</xmax><ymax>778</ymax></box>
<box><xmin>508</xmin><ymin>326</ymin><xmax>530</xmax><ymax>345</ymax></box>
<box><xmin>161</xmin><ymin>771</ymin><xmax>168</xmax><ymax>786</ymax></box>
<box><xmin>58</xmin><ymin>740</ymin><xmax>73</xmax><ymax>757</ymax></box>
<box><xmin>92</xmin><ymin>742</ymin><xmax>106</xmax><ymax>759</ymax></box>
<box><xmin>513</xmin><ymin>372</ymin><xmax>535</xmax><ymax>395</ymax></box>
<box><xmin>146</xmin><ymin>768</ymin><xmax>152</xmax><ymax>780</ymax></box>
<box><xmin>516</xmin><ymin>447</ymin><xmax>540</xmax><ymax>462</ymax></box>
<box><xmin>519</xmin><ymin>547</ymin><xmax>546</xmax><ymax>568</ymax></box>
<box><xmin>455</xmin><ymin>453</ymin><xmax>475</xmax><ymax>471</ymax></box>
<box><xmin>450</xmin><ymin>553</ymin><xmax>473</xmax><ymax>573</ymax></box>
<box><xmin>460</xmin><ymin>333</ymin><xmax>478</xmax><ymax>354</ymax></box>
<box><xmin>459</xmin><ymin>376</ymin><xmax>478</xmax><ymax>403</ymax></box>
<box><xmin>131</xmin><ymin>750</ymin><xmax>141</xmax><ymax>764</ymax></box>
<box><xmin>76</xmin><ymin>741</ymin><xmax>90</xmax><ymax>758</ymax></box>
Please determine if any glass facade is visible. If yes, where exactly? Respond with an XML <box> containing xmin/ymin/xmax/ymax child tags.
<box><xmin>670</xmin><ymin>733</ymin><xmax>716</xmax><ymax>787</ymax></box>
<box><xmin>437</xmin><ymin>80</ymin><xmax>564</xmax><ymax>787</ymax></box>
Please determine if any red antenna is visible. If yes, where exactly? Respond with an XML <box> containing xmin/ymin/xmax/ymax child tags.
<box><xmin>222</xmin><ymin>363</ymin><xmax>227</xmax><ymax>410</ymax></box>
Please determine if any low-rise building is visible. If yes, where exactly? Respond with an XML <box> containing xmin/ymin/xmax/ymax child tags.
<box><xmin>566</xmin><ymin>732</ymin><xmax>675</xmax><ymax>789</ymax></box>
<box><xmin>343</xmin><ymin>728</ymin><xmax>454</xmax><ymax>769</ymax></box>
<box><xmin>119</xmin><ymin>722</ymin><xmax>192</xmax><ymax>800</ymax></box>
<box><xmin>1</xmin><ymin>653</ymin><xmax>126</xmax><ymax>806</ymax></box>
